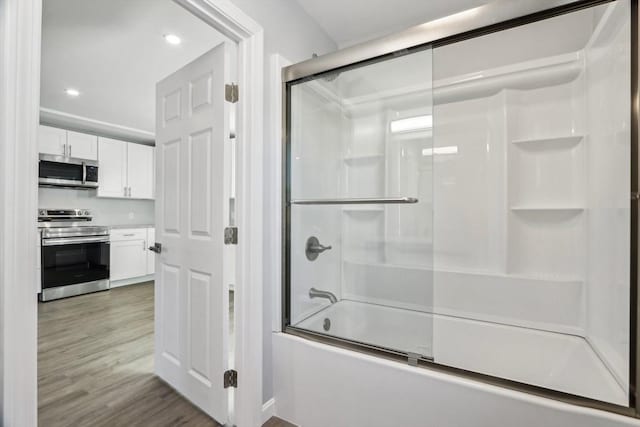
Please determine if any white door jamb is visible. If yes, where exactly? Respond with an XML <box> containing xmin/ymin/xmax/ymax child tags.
<box><xmin>173</xmin><ymin>1</ymin><xmax>265</xmax><ymax>426</ymax></box>
<box><xmin>0</xmin><ymin>0</ymin><xmax>42</xmax><ymax>426</ymax></box>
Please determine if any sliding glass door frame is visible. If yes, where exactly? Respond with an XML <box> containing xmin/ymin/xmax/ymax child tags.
<box><xmin>282</xmin><ymin>0</ymin><xmax>640</xmax><ymax>418</ymax></box>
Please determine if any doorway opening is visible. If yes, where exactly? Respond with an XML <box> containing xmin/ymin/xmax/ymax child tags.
<box><xmin>36</xmin><ymin>1</ymin><xmax>250</xmax><ymax>425</ymax></box>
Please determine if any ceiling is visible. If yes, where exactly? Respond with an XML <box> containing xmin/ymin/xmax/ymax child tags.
<box><xmin>40</xmin><ymin>0</ymin><xmax>229</xmax><ymax>135</ymax></box>
<box><xmin>294</xmin><ymin>0</ymin><xmax>490</xmax><ymax>47</ymax></box>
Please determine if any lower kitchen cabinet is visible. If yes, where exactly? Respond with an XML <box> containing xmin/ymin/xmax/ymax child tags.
<box><xmin>110</xmin><ymin>227</ymin><xmax>155</xmax><ymax>285</ymax></box>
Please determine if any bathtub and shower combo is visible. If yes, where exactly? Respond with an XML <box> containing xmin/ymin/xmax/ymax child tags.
<box><xmin>276</xmin><ymin>0</ymin><xmax>640</xmax><ymax>424</ymax></box>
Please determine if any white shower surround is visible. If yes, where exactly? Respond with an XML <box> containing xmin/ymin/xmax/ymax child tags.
<box><xmin>285</xmin><ymin>0</ymin><xmax>631</xmax><ymax>414</ymax></box>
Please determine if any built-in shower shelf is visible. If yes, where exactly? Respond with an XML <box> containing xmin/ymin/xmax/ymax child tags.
<box><xmin>342</xmin><ymin>259</ymin><xmax>582</xmax><ymax>283</ymax></box>
<box><xmin>506</xmin><ymin>272</ymin><xmax>583</xmax><ymax>283</ymax></box>
<box><xmin>343</xmin><ymin>206</ymin><xmax>385</xmax><ymax>213</ymax></box>
<box><xmin>511</xmin><ymin>135</ymin><xmax>583</xmax><ymax>147</ymax></box>
<box><xmin>343</xmin><ymin>154</ymin><xmax>384</xmax><ymax>163</ymax></box>
<box><xmin>510</xmin><ymin>206</ymin><xmax>584</xmax><ymax>212</ymax></box>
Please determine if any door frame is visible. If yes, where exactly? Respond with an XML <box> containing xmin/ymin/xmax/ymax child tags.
<box><xmin>0</xmin><ymin>0</ymin><xmax>265</xmax><ymax>426</ymax></box>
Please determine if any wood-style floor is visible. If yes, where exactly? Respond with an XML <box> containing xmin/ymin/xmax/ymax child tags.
<box><xmin>38</xmin><ymin>282</ymin><xmax>292</xmax><ymax>427</ymax></box>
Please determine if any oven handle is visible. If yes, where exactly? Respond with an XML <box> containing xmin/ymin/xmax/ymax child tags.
<box><xmin>42</xmin><ymin>236</ymin><xmax>110</xmax><ymax>246</ymax></box>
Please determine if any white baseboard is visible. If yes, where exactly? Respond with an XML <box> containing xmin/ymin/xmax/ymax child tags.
<box><xmin>110</xmin><ymin>274</ymin><xmax>154</xmax><ymax>288</ymax></box>
<box><xmin>262</xmin><ymin>398</ymin><xmax>275</xmax><ymax>424</ymax></box>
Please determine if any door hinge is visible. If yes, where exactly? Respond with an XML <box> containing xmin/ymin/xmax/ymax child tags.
<box><xmin>632</xmin><ymin>192</ymin><xmax>640</xmax><ymax>201</ymax></box>
<box><xmin>225</xmin><ymin>83</ymin><xmax>238</xmax><ymax>103</ymax></box>
<box><xmin>224</xmin><ymin>227</ymin><xmax>238</xmax><ymax>245</ymax></box>
<box><xmin>224</xmin><ymin>369</ymin><xmax>238</xmax><ymax>388</ymax></box>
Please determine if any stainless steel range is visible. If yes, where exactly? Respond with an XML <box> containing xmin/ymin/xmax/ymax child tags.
<box><xmin>38</xmin><ymin>209</ymin><xmax>110</xmax><ymax>301</ymax></box>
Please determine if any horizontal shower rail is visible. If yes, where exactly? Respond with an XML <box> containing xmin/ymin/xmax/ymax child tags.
<box><xmin>290</xmin><ymin>197</ymin><xmax>419</xmax><ymax>205</ymax></box>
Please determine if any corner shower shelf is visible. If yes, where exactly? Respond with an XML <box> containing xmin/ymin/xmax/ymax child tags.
<box><xmin>343</xmin><ymin>154</ymin><xmax>384</xmax><ymax>163</ymax></box>
<box><xmin>511</xmin><ymin>135</ymin><xmax>583</xmax><ymax>147</ymax></box>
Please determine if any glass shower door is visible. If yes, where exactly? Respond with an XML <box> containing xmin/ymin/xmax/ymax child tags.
<box><xmin>284</xmin><ymin>0</ymin><xmax>634</xmax><ymax>412</ymax></box>
<box><xmin>430</xmin><ymin>0</ymin><xmax>631</xmax><ymax>406</ymax></box>
<box><xmin>286</xmin><ymin>47</ymin><xmax>434</xmax><ymax>360</ymax></box>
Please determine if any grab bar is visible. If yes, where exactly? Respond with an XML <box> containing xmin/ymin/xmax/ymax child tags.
<box><xmin>290</xmin><ymin>197</ymin><xmax>418</xmax><ymax>205</ymax></box>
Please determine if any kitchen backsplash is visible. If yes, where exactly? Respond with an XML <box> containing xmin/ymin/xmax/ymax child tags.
<box><xmin>38</xmin><ymin>187</ymin><xmax>154</xmax><ymax>226</ymax></box>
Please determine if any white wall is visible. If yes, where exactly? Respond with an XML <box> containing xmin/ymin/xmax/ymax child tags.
<box><xmin>226</xmin><ymin>0</ymin><xmax>338</xmax><ymax>404</ymax></box>
<box><xmin>38</xmin><ymin>187</ymin><xmax>154</xmax><ymax>226</ymax></box>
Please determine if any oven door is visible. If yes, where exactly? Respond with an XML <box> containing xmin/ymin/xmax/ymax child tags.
<box><xmin>41</xmin><ymin>236</ymin><xmax>110</xmax><ymax>289</ymax></box>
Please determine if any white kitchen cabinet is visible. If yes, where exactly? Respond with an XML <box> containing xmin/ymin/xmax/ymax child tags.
<box><xmin>146</xmin><ymin>227</ymin><xmax>155</xmax><ymax>275</ymax></box>
<box><xmin>98</xmin><ymin>137</ymin><xmax>154</xmax><ymax>199</ymax></box>
<box><xmin>98</xmin><ymin>137</ymin><xmax>128</xmax><ymax>198</ymax></box>
<box><xmin>128</xmin><ymin>143</ymin><xmax>154</xmax><ymax>199</ymax></box>
<box><xmin>38</xmin><ymin>125</ymin><xmax>66</xmax><ymax>157</ymax></box>
<box><xmin>66</xmin><ymin>130</ymin><xmax>98</xmax><ymax>160</ymax></box>
<box><xmin>110</xmin><ymin>230</ymin><xmax>148</xmax><ymax>282</ymax></box>
<box><xmin>38</xmin><ymin>125</ymin><xmax>98</xmax><ymax>160</ymax></box>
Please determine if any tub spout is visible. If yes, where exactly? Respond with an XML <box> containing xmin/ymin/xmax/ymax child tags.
<box><xmin>309</xmin><ymin>287</ymin><xmax>338</xmax><ymax>304</ymax></box>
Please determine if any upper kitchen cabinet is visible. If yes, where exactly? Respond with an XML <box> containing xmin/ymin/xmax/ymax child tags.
<box><xmin>127</xmin><ymin>143</ymin><xmax>154</xmax><ymax>199</ymax></box>
<box><xmin>66</xmin><ymin>130</ymin><xmax>98</xmax><ymax>160</ymax></box>
<box><xmin>98</xmin><ymin>136</ymin><xmax>155</xmax><ymax>199</ymax></box>
<box><xmin>97</xmin><ymin>137</ymin><xmax>128</xmax><ymax>198</ymax></box>
<box><xmin>38</xmin><ymin>125</ymin><xmax>98</xmax><ymax>160</ymax></box>
<box><xmin>38</xmin><ymin>125</ymin><xmax>66</xmax><ymax>157</ymax></box>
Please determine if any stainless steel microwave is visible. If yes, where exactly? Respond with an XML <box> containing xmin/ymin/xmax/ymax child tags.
<box><xmin>38</xmin><ymin>154</ymin><xmax>99</xmax><ymax>189</ymax></box>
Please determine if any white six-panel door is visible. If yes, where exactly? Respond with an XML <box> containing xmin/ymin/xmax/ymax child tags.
<box><xmin>154</xmin><ymin>42</ymin><xmax>232</xmax><ymax>424</ymax></box>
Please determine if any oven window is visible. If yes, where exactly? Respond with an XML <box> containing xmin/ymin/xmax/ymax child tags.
<box><xmin>40</xmin><ymin>161</ymin><xmax>83</xmax><ymax>181</ymax></box>
<box><xmin>41</xmin><ymin>242</ymin><xmax>110</xmax><ymax>288</ymax></box>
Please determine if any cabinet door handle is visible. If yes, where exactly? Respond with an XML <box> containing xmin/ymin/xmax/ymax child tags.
<box><xmin>63</xmin><ymin>144</ymin><xmax>67</xmax><ymax>157</ymax></box>
<box><xmin>124</xmin><ymin>186</ymin><xmax>127</xmax><ymax>197</ymax></box>
<box><xmin>69</xmin><ymin>144</ymin><xmax>72</xmax><ymax>157</ymax></box>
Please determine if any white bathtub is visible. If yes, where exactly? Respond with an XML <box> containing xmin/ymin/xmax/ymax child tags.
<box><xmin>293</xmin><ymin>299</ymin><xmax>626</xmax><ymax>406</ymax></box>
<box><xmin>295</xmin><ymin>300</ymin><xmax>433</xmax><ymax>357</ymax></box>
<box><xmin>273</xmin><ymin>332</ymin><xmax>639</xmax><ymax>427</ymax></box>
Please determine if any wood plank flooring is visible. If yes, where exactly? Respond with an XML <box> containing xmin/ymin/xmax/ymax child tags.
<box><xmin>38</xmin><ymin>282</ymin><xmax>293</xmax><ymax>427</ymax></box>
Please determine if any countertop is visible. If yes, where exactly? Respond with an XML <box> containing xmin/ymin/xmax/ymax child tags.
<box><xmin>108</xmin><ymin>224</ymin><xmax>154</xmax><ymax>230</ymax></box>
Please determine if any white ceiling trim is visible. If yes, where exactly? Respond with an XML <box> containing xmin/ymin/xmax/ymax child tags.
<box><xmin>40</xmin><ymin>107</ymin><xmax>155</xmax><ymax>144</ymax></box>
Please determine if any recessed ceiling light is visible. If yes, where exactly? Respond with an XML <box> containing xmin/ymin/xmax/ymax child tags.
<box><xmin>65</xmin><ymin>88</ymin><xmax>80</xmax><ymax>97</ymax></box>
<box><xmin>164</xmin><ymin>34</ymin><xmax>181</xmax><ymax>45</ymax></box>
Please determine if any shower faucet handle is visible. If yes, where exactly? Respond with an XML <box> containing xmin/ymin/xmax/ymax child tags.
<box><xmin>305</xmin><ymin>236</ymin><xmax>332</xmax><ymax>261</ymax></box>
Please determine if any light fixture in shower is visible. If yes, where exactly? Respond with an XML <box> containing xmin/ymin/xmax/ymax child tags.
<box><xmin>390</xmin><ymin>115</ymin><xmax>433</xmax><ymax>133</ymax></box>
